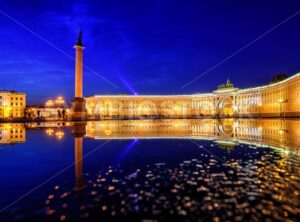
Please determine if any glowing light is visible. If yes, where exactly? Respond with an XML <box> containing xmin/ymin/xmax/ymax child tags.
<box><xmin>104</xmin><ymin>129</ymin><xmax>111</xmax><ymax>135</ymax></box>
<box><xmin>116</xmin><ymin>139</ymin><xmax>138</xmax><ymax>162</ymax></box>
<box><xmin>55</xmin><ymin>97</ymin><xmax>65</xmax><ymax>105</ymax></box>
<box><xmin>118</xmin><ymin>75</ymin><xmax>138</xmax><ymax>95</ymax></box>
<box><xmin>45</xmin><ymin>100</ymin><xmax>54</xmax><ymax>107</ymax></box>
<box><xmin>3</xmin><ymin>106</ymin><xmax>12</xmax><ymax>117</ymax></box>
<box><xmin>46</xmin><ymin>128</ymin><xmax>54</xmax><ymax>136</ymax></box>
<box><xmin>55</xmin><ymin>131</ymin><xmax>64</xmax><ymax>139</ymax></box>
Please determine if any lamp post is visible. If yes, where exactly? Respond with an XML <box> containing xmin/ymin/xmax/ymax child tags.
<box><xmin>56</xmin><ymin>96</ymin><xmax>65</xmax><ymax>107</ymax></box>
<box><xmin>45</xmin><ymin>100</ymin><xmax>54</xmax><ymax>107</ymax></box>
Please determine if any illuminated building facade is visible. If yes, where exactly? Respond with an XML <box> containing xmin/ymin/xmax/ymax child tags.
<box><xmin>0</xmin><ymin>91</ymin><xmax>26</xmax><ymax>119</ymax></box>
<box><xmin>86</xmin><ymin>73</ymin><xmax>300</xmax><ymax>118</ymax></box>
<box><xmin>26</xmin><ymin>106</ymin><xmax>70</xmax><ymax>120</ymax></box>
<box><xmin>25</xmin><ymin>96</ymin><xmax>69</xmax><ymax>120</ymax></box>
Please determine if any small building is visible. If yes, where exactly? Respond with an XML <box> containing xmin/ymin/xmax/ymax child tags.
<box><xmin>26</xmin><ymin>105</ymin><xmax>70</xmax><ymax>120</ymax></box>
<box><xmin>0</xmin><ymin>90</ymin><xmax>26</xmax><ymax>119</ymax></box>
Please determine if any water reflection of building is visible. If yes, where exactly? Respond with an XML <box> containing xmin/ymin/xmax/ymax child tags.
<box><xmin>86</xmin><ymin>119</ymin><xmax>300</xmax><ymax>152</ymax></box>
<box><xmin>27</xmin><ymin>122</ymin><xmax>70</xmax><ymax>140</ymax></box>
<box><xmin>214</xmin><ymin>139</ymin><xmax>239</xmax><ymax>153</ymax></box>
<box><xmin>46</xmin><ymin>120</ymin><xmax>300</xmax><ymax>222</ymax></box>
<box><xmin>86</xmin><ymin>73</ymin><xmax>300</xmax><ymax>119</ymax></box>
<box><xmin>0</xmin><ymin>124</ymin><xmax>26</xmax><ymax>145</ymax></box>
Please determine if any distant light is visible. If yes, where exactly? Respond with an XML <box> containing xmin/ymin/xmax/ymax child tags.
<box><xmin>46</xmin><ymin>100</ymin><xmax>54</xmax><ymax>107</ymax></box>
<box><xmin>55</xmin><ymin>96</ymin><xmax>65</xmax><ymax>105</ymax></box>
<box><xmin>46</xmin><ymin>128</ymin><xmax>54</xmax><ymax>136</ymax></box>
<box><xmin>55</xmin><ymin>131</ymin><xmax>64</xmax><ymax>139</ymax></box>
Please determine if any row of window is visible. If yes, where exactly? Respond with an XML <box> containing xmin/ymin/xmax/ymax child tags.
<box><xmin>11</xmin><ymin>102</ymin><xmax>24</xmax><ymax>106</ymax></box>
<box><xmin>0</xmin><ymin>96</ymin><xmax>24</xmax><ymax>100</ymax></box>
<box><xmin>11</xmin><ymin>97</ymin><xmax>24</xmax><ymax>100</ymax></box>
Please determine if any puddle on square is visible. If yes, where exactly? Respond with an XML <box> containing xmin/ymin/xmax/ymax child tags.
<box><xmin>0</xmin><ymin>119</ymin><xmax>300</xmax><ymax>221</ymax></box>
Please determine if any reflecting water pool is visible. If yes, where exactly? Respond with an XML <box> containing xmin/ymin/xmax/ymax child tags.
<box><xmin>0</xmin><ymin>119</ymin><xmax>300</xmax><ymax>221</ymax></box>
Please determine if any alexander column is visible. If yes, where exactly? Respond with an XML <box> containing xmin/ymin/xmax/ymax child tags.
<box><xmin>71</xmin><ymin>31</ymin><xmax>87</xmax><ymax>120</ymax></box>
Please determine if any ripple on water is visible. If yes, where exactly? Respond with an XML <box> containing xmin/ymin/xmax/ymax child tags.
<box><xmin>28</xmin><ymin>148</ymin><xmax>300</xmax><ymax>222</ymax></box>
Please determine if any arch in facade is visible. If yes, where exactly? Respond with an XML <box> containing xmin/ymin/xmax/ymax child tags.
<box><xmin>136</xmin><ymin>100</ymin><xmax>158</xmax><ymax>118</ymax></box>
<box><xmin>216</xmin><ymin>96</ymin><xmax>234</xmax><ymax>117</ymax></box>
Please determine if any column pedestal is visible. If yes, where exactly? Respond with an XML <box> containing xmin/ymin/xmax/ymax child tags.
<box><xmin>71</xmin><ymin>97</ymin><xmax>87</xmax><ymax>121</ymax></box>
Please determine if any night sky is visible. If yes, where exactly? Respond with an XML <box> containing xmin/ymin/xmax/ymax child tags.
<box><xmin>0</xmin><ymin>1</ymin><xmax>300</xmax><ymax>104</ymax></box>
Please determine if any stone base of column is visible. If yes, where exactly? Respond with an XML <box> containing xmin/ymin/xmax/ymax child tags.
<box><xmin>71</xmin><ymin>97</ymin><xmax>87</xmax><ymax>121</ymax></box>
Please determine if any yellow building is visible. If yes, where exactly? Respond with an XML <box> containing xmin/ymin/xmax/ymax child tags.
<box><xmin>0</xmin><ymin>91</ymin><xmax>26</xmax><ymax>119</ymax></box>
<box><xmin>86</xmin><ymin>72</ymin><xmax>300</xmax><ymax>118</ymax></box>
<box><xmin>0</xmin><ymin>123</ymin><xmax>26</xmax><ymax>145</ymax></box>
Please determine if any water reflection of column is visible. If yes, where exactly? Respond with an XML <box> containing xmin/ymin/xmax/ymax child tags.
<box><xmin>74</xmin><ymin>136</ymin><xmax>84</xmax><ymax>191</ymax></box>
<box><xmin>71</xmin><ymin>122</ymin><xmax>87</xmax><ymax>192</ymax></box>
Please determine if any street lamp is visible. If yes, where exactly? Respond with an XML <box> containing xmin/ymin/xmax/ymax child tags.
<box><xmin>55</xmin><ymin>96</ymin><xmax>65</xmax><ymax>106</ymax></box>
<box><xmin>45</xmin><ymin>100</ymin><xmax>54</xmax><ymax>107</ymax></box>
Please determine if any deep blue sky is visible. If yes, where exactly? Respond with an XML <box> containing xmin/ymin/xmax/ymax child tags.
<box><xmin>0</xmin><ymin>1</ymin><xmax>299</xmax><ymax>104</ymax></box>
